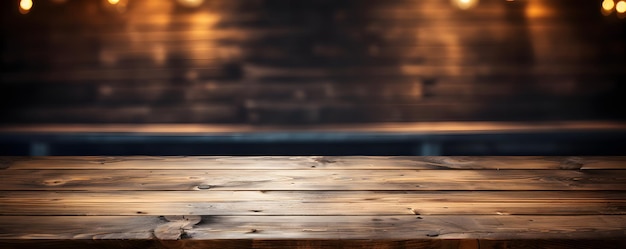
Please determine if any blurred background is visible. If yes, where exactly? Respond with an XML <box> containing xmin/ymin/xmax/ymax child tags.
<box><xmin>0</xmin><ymin>0</ymin><xmax>625</xmax><ymax>155</ymax></box>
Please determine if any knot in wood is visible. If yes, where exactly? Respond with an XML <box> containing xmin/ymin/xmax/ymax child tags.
<box><xmin>154</xmin><ymin>215</ymin><xmax>202</xmax><ymax>240</ymax></box>
<box><xmin>560</xmin><ymin>157</ymin><xmax>585</xmax><ymax>170</ymax></box>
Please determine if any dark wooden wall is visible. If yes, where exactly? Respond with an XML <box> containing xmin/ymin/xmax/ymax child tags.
<box><xmin>1</xmin><ymin>0</ymin><xmax>625</xmax><ymax>124</ymax></box>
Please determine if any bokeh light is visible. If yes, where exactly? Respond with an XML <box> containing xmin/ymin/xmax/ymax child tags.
<box><xmin>177</xmin><ymin>0</ymin><xmax>204</xmax><ymax>8</ymax></box>
<box><xmin>102</xmin><ymin>0</ymin><xmax>128</xmax><ymax>13</ymax></box>
<box><xmin>452</xmin><ymin>0</ymin><xmax>479</xmax><ymax>10</ymax></box>
<box><xmin>603</xmin><ymin>0</ymin><xmax>615</xmax><ymax>11</ymax></box>
<box><xmin>19</xmin><ymin>0</ymin><xmax>33</xmax><ymax>14</ymax></box>
<box><xmin>526</xmin><ymin>0</ymin><xmax>552</xmax><ymax>19</ymax></box>
<box><xmin>617</xmin><ymin>0</ymin><xmax>626</xmax><ymax>13</ymax></box>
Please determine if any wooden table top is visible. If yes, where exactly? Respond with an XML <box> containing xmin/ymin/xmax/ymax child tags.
<box><xmin>1</xmin><ymin>156</ymin><xmax>626</xmax><ymax>248</ymax></box>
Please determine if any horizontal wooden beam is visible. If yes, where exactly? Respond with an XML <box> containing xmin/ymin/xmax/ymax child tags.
<box><xmin>1</xmin><ymin>169</ymin><xmax>625</xmax><ymax>191</ymax></box>
<box><xmin>1</xmin><ymin>215</ymin><xmax>625</xmax><ymax>240</ymax></box>
<box><xmin>5</xmin><ymin>156</ymin><xmax>626</xmax><ymax>170</ymax></box>
<box><xmin>1</xmin><ymin>190</ymin><xmax>624</xmax><ymax>216</ymax></box>
<box><xmin>1</xmin><ymin>239</ymin><xmax>624</xmax><ymax>249</ymax></box>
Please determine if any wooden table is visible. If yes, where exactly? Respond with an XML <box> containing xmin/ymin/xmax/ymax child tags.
<box><xmin>1</xmin><ymin>156</ymin><xmax>626</xmax><ymax>248</ymax></box>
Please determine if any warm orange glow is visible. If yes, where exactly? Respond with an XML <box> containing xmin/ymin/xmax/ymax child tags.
<box><xmin>153</xmin><ymin>44</ymin><xmax>167</xmax><ymax>66</ymax></box>
<box><xmin>603</xmin><ymin>0</ymin><xmax>615</xmax><ymax>11</ymax></box>
<box><xmin>452</xmin><ymin>0</ymin><xmax>478</xmax><ymax>10</ymax></box>
<box><xmin>617</xmin><ymin>0</ymin><xmax>626</xmax><ymax>13</ymax></box>
<box><xmin>526</xmin><ymin>0</ymin><xmax>552</xmax><ymax>19</ymax></box>
<box><xmin>103</xmin><ymin>0</ymin><xmax>128</xmax><ymax>13</ymax></box>
<box><xmin>19</xmin><ymin>0</ymin><xmax>32</xmax><ymax>14</ymax></box>
<box><xmin>177</xmin><ymin>0</ymin><xmax>204</xmax><ymax>8</ymax></box>
<box><xmin>185</xmin><ymin>12</ymin><xmax>223</xmax><ymax>66</ymax></box>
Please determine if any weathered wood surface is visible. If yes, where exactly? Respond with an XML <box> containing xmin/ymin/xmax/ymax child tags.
<box><xmin>1</xmin><ymin>156</ymin><xmax>625</xmax><ymax>248</ymax></box>
<box><xmin>0</xmin><ymin>240</ymin><xmax>625</xmax><ymax>249</ymax></box>
<box><xmin>2</xmin><ymin>191</ymin><xmax>625</xmax><ymax>216</ymax></box>
<box><xmin>1</xmin><ymin>215</ymin><xmax>625</xmax><ymax>240</ymax></box>
<box><xmin>4</xmin><ymin>156</ymin><xmax>626</xmax><ymax>170</ymax></box>
<box><xmin>2</xmin><ymin>169</ymin><xmax>625</xmax><ymax>191</ymax></box>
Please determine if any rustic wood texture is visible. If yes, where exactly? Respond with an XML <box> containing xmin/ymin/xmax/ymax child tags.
<box><xmin>1</xmin><ymin>156</ymin><xmax>626</xmax><ymax>249</ymax></box>
<box><xmin>1</xmin><ymin>215</ymin><xmax>626</xmax><ymax>240</ymax></box>
<box><xmin>2</xmin><ymin>168</ymin><xmax>625</xmax><ymax>191</ymax></box>
<box><xmin>1</xmin><ymin>240</ymin><xmax>625</xmax><ymax>249</ymax></box>
<box><xmin>5</xmin><ymin>156</ymin><xmax>626</xmax><ymax>170</ymax></box>
<box><xmin>2</xmin><ymin>191</ymin><xmax>625</xmax><ymax>216</ymax></box>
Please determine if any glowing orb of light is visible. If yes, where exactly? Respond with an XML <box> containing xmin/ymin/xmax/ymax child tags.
<box><xmin>452</xmin><ymin>0</ymin><xmax>479</xmax><ymax>10</ymax></box>
<box><xmin>603</xmin><ymin>0</ymin><xmax>615</xmax><ymax>11</ymax></box>
<box><xmin>19</xmin><ymin>0</ymin><xmax>33</xmax><ymax>14</ymax></box>
<box><xmin>617</xmin><ymin>0</ymin><xmax>626</xmax><ymax>13</ymax></box>
<box><xmin>108</xmin><ymin>0</ymin><xmax>120</xmax><ymax>5</ymax></box>
<box><xmin>177</xmin><ymin>0</ymin><xmax>204</xmax><ymax>8</ymax></box>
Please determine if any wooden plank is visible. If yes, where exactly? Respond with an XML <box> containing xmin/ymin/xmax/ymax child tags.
<box><xmin>1</xmin><ymin>240</ymin><xmax>624</xmax><ymax>249</ymax></box>
<box><xmin>3</xmin><ymin>105</ymin><xmax>239</xmax><ymax>123</ymax></box>
<box><xmin>0</xmin><ymin>215</ymin><xmax>624</xmax><ymax>240</ymax></box>
<box><xmin>5</xmin><ymin>156</ymin><xmax>626</xmax><ymax>170</ymax></box>
<box><xmin>1</xmin><ymin>169</ymin><xmax>624</xmax><ymax>191</ymax></box>
<box><xmin>244</xmin><ymin>101</ymin><xmax>601</xmax><ymax>124</ymax></box>
<box><xmin>2</xmin><ymin>64</ymin><xmax>622</xmax><ymax>84</ymax></box>
<box><xmin>1</xmin><ymin>191</ymin><xmax>624</xmax><ymax>216</ymax></box>
<box><xmin>474</xmin><ymin>240</ymin><xmax>626</xmax><ymax>249</ymax></box>
<box><xmin>26</xmin><ymin>47</ymin><xmax>600</xmax><ymax>70</ymax></box>
<box><xmin>2</xmin><ymin>100</ymin><xmax>611</xmax><ymax>123</ymax></box>
<box><xmin>0</xmin><ymin>240</ymin><xmax>254</xmax><ymax>249</ymax></box>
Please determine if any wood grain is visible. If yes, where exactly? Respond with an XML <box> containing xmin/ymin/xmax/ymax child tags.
<box><xmin>0</xmin><ymin>240</ymin><xmax>624</xmax><ymax>249</ymax></box>
<box><xmin>5</xmin><ymin>156</ymin><xmax>626</xmax><ymax>170</ymax></box>
<box><xmin>0</xmin><ymin>215</ymin><xmax>624</xmax><ymax>240</ymax></box>
<box><xmin>1</xmin><ymin>191</ymin><xmax>624</xmax><ymax>216</ymax></box>
<box><xmin>1</xmin><ymin>169</ymin><xmax>624</xmax><ymax>191</ymax></box>
<box><xmin>1</xmin><ymin>156</ymin><xmax>626</xmax><ymax>244</ymax></box>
